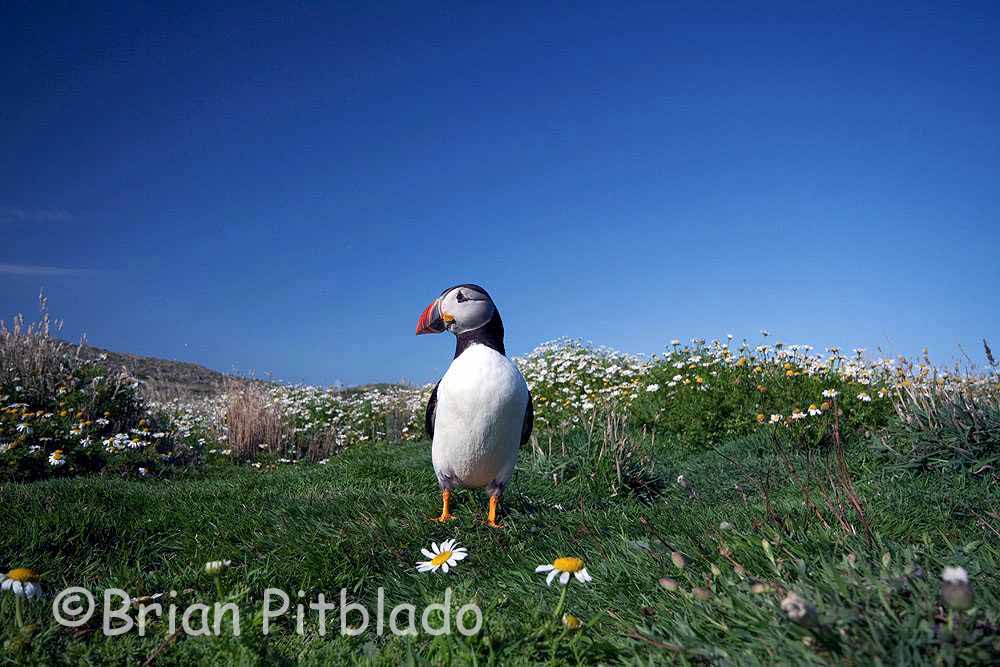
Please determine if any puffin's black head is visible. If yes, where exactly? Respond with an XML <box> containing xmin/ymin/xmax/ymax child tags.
<box><xmin>416</xmin><ymin>284</ymin><xmax>497</xmax><ymax>336</ymax></box>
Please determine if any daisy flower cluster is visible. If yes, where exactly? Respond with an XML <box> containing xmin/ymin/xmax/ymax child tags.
<box><xmin>514</xmin><ymin>339</ymin><xmax>651</xmax><ymax>430</ymax></box>
<box><xmin>5</xmin><ymin>311</ymin><xmax>997</xmax><ymax>479</ymax></box>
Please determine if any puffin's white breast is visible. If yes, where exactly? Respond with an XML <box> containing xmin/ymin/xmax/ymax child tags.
<box><xmin>432</xmin><ymin>344</ymin><xmax>529</xmax><ymax>490</ymax></box>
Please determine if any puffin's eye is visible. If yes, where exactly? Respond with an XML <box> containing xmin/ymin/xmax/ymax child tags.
<box><xmin>455</xmin><ymin>291</ymin><xmax>468</xmax><ymax>303</ymax></box>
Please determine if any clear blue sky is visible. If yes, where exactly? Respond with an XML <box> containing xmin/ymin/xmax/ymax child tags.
<box><xmin>2</xmin><ymin>2</ymin><xmax>998</xmax><ymax>385</ymax></box>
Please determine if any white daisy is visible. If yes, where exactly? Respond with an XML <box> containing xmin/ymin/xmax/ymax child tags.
<box><xmin>204</xmin><ymin>560</ymin><xmax>232</xmax><ymax>576</ymax></box>
<box><xmin>48</xmin><ymin>449</ymin><xmax>66</xmax><ymax>467</ymax></box>
<box><xmin>535</xmin><ymin>557</ymin><xmax>593</xmax><ymax>586</ymax></box>
<box><xmin>1</xmin><ymin>568</ymin><xmax>43</xmax><ymax>598</ymax></box>
<box><xmin>416</xmin><ymin>539</ymin><xmax>468</xmax><ymax>574</ymax></box>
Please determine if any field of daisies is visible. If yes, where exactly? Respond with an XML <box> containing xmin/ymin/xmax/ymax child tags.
<box><xmin>2</xmin><ymin>306</ymin><xmax>999</xmax><ymax>665</ymax></box>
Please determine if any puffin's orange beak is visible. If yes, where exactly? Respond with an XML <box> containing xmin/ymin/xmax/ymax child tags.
<box><xmin>416</xmin><ymin>298</ymin><xmax>446</xmax><ymax>335</ymax></box>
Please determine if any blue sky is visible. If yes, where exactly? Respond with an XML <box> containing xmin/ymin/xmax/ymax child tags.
<box><xmin>2</xmin><ymin>2</ymin><xmax>998</xmax><ymax>385</ymax></box>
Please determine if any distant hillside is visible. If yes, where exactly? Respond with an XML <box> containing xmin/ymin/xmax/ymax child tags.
<box><xmin>70</xmin><ymin>342</ymin><xmax>232</xmax><ymax>399</ymax></box>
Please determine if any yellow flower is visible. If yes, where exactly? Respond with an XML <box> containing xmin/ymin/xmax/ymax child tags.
<box><xmin>756</xmin><ymin>414</ymin><xmax>766</xmax><ymax>423</ymax></box>
<box><xmin>535</xmin><ymin>557</ymin><xmax>592</xmax><ymax>586</ymax></box>
<box><xmin>416</xmin><ymin>539</ymin><xmax>468</xmax><ymax>574</ymax></box>
<box><xmin>561</xmin><ymin>613</ymin><xmax>582</xmax><ymax>630</ymax></box>
<box><xmin>1</xmin><ymin>568</ymin><xmax>43</xmax><ymax>598</ymax></box>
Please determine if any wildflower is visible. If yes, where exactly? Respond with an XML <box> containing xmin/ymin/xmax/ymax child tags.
<box><xmin>940</xmin><ymin>567</ymin><xmax>973</xmax><ymax>611</ymax></box>
<box><xmin>204</xmin><ymin>560</ymin><xmax>232</xmax><ymax>576</ymax></box>
<box><xmin>756</xmin><ymin>413</ymin><xmax>765</xmax><ymax>423</ymax></box>
<box><xmin>822</xmin><ymin>389</ymin><xmax>839</xmax><ymax>398</ymax></box>
<box><xmin>535</xmin><ymin>557</ymin><xmax>592</xmax><ymax>586</ymax></box>
<box><xmin>670</xmin><ymin>551</ymin><xmax>686</xmax><ymax>570</ymax></box>
<box><xmin>670</xmin><ymin>339</ymin><xmax>681</xmax><ymax>346</ymax></box>
<box><xmin>417</xmin><ymin>539</ymin><xmax>468</xmax><ymax>574</ymax></box>
<box><xmin>790</xmin><ymin>410</ymin><xmax>806</xmax><ymax>420</ymax></box>
<box><xmin>646</xmin><ymin>384</ymin><xmax>660</xmax><ymax>393</ymax></box>
<box><xmin>769</xmin><ymin>414</ymin><xmax>783</xmax><ymax>424</ymax></box>
<box><xmin>1</xmin><ymin>568</ymin><xmax>43</xmax><ymax>599</ymax></box>
<box><xmin>808</xmin><ymin>404</ymin><xmax>822</xmax><ymax>416</ymax></box>
<box><xmin>856</xmin><ymin>392</ymin><xmax>871</xmax><ymax>402</ymax></box>
<box><xmin>561</xmin><ymin>613</ymin><xmax>582</xmax><ymax>630</ymax></box>
<box><xmin>48</xmin><ymin>449</ymin><xmax>66</xmax><ymax>467</ymax></box>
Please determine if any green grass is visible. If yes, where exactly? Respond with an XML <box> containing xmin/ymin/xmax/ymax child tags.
<box><xmin>2</xmin><ymin>435</ymin><xmax>999</xmax><ymax>665</ymax></box>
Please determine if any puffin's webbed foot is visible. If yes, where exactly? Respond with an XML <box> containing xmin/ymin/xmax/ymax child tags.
<box><xmin>486</xmin><ymin>494</ymin><xmax>502</xmax><ymax>528</ymax></box>
<box><xmin>435</xmin><ymin>489</ymin><xmax>456</xmax><ymax>522</ymax></box>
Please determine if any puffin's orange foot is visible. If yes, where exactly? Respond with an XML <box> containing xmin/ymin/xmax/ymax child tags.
<box><xmin>434</xmin><ymin>490</ymin><xmax>455</xmax><ymax>523</ymax></box>
<box><xmin>486</xmin><ymin>495</ymin><xmax>503</xmax><ymax>528</ymax></box>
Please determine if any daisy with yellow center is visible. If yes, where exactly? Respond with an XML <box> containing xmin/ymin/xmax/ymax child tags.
<box><xmin>535</xmin><ymin>557</ymin><xmax>593</xmax><ymax>586</ymax></box>
<box><xmin>416</xmin><ymin>539</ymin><xmax>468</xmax><ymax>574</ymax></box>
<box><xmin>2</xmin><ymin>568</ymin><xmax>43</xmax><ymax>628</ymax></box>
<box><xmin>1</xmin><ymin>568</ymin><xmax>42</xmax><ymax>599</ymax></box>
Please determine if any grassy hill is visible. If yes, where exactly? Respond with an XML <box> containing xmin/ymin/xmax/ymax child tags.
<box><xmin>69</xmin><ymin>342</ymin><xmax>232</xmax><ymax>399</ymax></box>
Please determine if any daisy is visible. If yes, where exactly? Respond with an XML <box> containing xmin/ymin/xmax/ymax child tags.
<box><xmin>535</xmin><ymin>557</ymin><xmax>593</xmax><ymax>586</ymax></box>
<box><xmin>48</xmin><ymin>449</ymin><xmax>66</xmax><ymax>467</ymax></box>
<box><xmin>204</xmin><ymin>560</ymin><xmax>232</xmax><ymax>576</ymax></box>
<box><xmin>416</xmin><ymin>539</ymin><xmax>468</xmax><ymax>574</ymax></box>
<box><xmin>2</xmin><ymin>567</ymin><xmax>44</xmax><ymax>628</ymax></box>
<box><xmin>1</xmin><ymin>568</ymin><xmax>43</xmax><ymax>599</ymax></box>
<box><xmin>822</xmin><ymin>389</ymin><xmax>839</xmax><ymax>398</ymax></box>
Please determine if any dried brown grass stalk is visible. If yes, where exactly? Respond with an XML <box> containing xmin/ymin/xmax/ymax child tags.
<box><xmin>1</xmin><ymin>292</ymin><xmax>73</xmax><ymax>400</ymax></box>
<box><xmin>766</xmin><ymin>401</ymin><xmax>872</xmax><ymax>543</ymax></box>
<box><xmin>223</xmin><ymin>380</ymin><xmax>287</xmax><ymax>460</ymax></box>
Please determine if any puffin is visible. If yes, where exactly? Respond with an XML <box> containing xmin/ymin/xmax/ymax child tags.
<box><xmin>415</xmin><ymin>284</ymin><xmax>533</xmax><ymax>527</ymax></box>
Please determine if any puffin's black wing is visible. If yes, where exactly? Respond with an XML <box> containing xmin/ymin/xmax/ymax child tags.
<box><xmin>425</xmin><ymin>382</ymin><xmax>439</xmax><ymax>440</ymax></box>
<box><xmin>520</xmin><ymin>392</ymin><xmax>534</xmax><ymax>447</ymax></box>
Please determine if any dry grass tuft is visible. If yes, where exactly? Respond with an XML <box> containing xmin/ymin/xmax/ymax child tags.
<box><xmin>0</xmin><ymin>292</ymin><xmax>77</xmax><ymax>402</ymax></box>
<box><xmin>222</xmin><ymin>380</ymin><xmax>288</xmax><ymax>460</ymax></box>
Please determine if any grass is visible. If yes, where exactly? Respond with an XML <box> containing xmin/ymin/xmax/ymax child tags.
<box><xmin>3</xmin><ymin>431</ymin><xmax>999</xmax><ymax>665</ymax></box>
